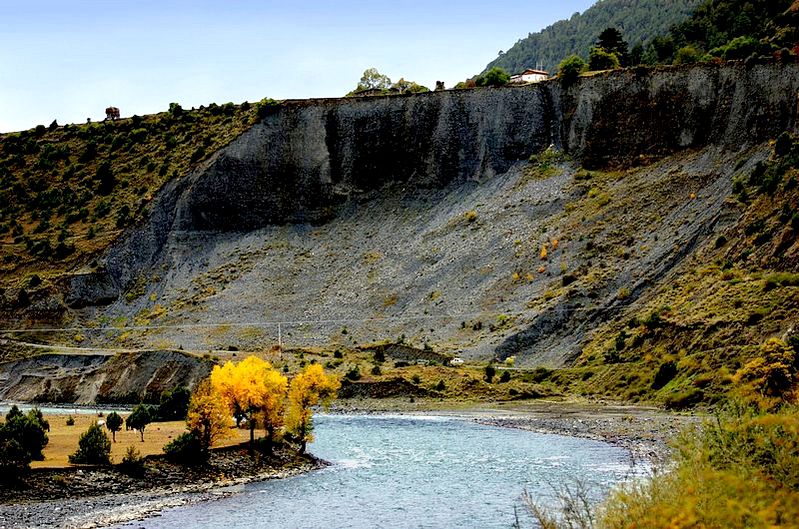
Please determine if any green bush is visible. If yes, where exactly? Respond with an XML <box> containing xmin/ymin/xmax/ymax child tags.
<box><xmin>475</xmin><ymin>67</ymin><xmax>510</xmax><ymax>87</ymax></box>
<box><xmin>345</xmin><ymin>366</ymin><xmax>361</xmax><ymax>381</ymax></box>
<box><xmin>719</xmin><ymin>36</ymin><xmax>761</xmax><ymax>61</ymax></box>
<box><xmin>435</xmin><ymin>380</ymin><xmax>446</xmax><ymax>391</ymax></box>
<box><xmin>674</xmin><ymin>45</ymin><xmax>702</xmax><ymax>65</ymax></box>
<box><xmin>0</xmin><ymin>406</ymin><xmax>50</xmax><ymax>473</ymax></box>
<box><xmin>775</xmin><ymin>131</ymin><xmax>795</xmax><ymax>157</ymax></box>
<box><xmin>652</xmin><ymin>360</ymin><xmax>678</xmax><ymax>389</ymax></box>
<box><xmin>158</xmin><ymin>387</ymin><xmax>191</xmax><ymax>421</ymax></box>
<box><xmin>588</xmin><ymin>47</ymin><xmax>621</xmax><ymax>70</ymax></box>
<box><xmin>498</xmin><ymin>371</ymin><xmax>511</xmax><ymax>383</ymax></box>
<box><xmin>69</xmin><ymin>423</ymin><xmax>112</xmax><ymax>465</ymax></box>
<box><xmin>255</xmin><ymin>98</ymin><xmax>280</xmax><ymax>119</ymax></box>
<box><xmin>557</xmin><ymin>55</ymin><xmax>587</xmax><ymax>85</ymax></box>
<box><xmin>119</xmin><ymin>445</ymin><xmax>145</xmax><ymax>477</ymax></box>
<box><xmin>763</xmin><ymin>272</ymin><xmax>799</xmax><ymax>291</ymax></box>
<box><xmin>663</xmin><ymin>388</ymin><xmax>704</xmax><ymax>410</ymax></box>
<box><xmin>485</xmin><ymin>364</ymin><xmax>496</xmax><ymax>383</ymax></box>
<box><xmin>163</xmin><ymin>431</ymin><xmax>205</xmax><ymax>465</ymax></box>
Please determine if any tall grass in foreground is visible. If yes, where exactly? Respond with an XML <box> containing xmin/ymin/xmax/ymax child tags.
<box><xmin>525</xmin><ymin>337</ymin><xmax>799</xmax><ymax>529</ymax></box>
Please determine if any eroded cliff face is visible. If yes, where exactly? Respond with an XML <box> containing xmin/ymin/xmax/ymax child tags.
<box><xmin>4</xmin><ymin>61</ymin><xmax>798</xmax><ymax>380</ymax></box>
<box><xmin>100</xmin><ymin>62</ymin><xmax>799</xmax><ymax>291</ymax></box>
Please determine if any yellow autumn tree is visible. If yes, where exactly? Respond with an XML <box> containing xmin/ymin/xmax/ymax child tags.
<box><xmin>210</xmin><ymin>356</ymin><xmax>288</xmax><ymax>445</ymax></box>
<box><xmin>286</xmin><ymin>364</ymin><xmax>340</xmax><ymax>453</ymax></box>
<box><xmin>186</xmin><ymin>378</ymin><xmax>231</xmax><ymax>453</ymax></box>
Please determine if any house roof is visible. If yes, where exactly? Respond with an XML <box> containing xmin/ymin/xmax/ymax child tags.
<box><xmin>519</xmin><ymin>69</ymin><xmax>549</xmax><ymax>76</ymax></box>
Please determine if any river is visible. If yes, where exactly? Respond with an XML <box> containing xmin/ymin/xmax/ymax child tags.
<box><xmin>117</xmin><ymin>413</ymin><xmax>634</xmax><ymax>529</ymax></box>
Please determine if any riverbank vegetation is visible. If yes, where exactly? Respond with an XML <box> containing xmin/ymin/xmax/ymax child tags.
<box><xmin>0</xmin><ymin>356</ymin><xmax>338</xmax><ymax>475</ymax></box>
<box><xmin>526</xmin><ymin>336</ymin><xmax>799</xmax><ymax>529</ymax></box>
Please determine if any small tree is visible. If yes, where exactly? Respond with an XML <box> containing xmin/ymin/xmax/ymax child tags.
<box><xmin>558</xmin><ymin>55</ymin><xmax>586</xmax><ymax>85</ymax></box>
<box><xmin>119</xmin><ymin>446</ymin><xmax>145</xmax><ymax>477</ymax></box>
<box><xmin>355</xmin><ymin>67</ymin><xmax>392</xmax><ymax>92</ymax></box>
<box><xmin>286</xmin><ymin>364</ymin><xmax>340</xmax><ymax>453</ymax></box>
<box><xmin>106</xmin><ymin>412</ymin><xmax>123</xmax><ymax>442</ymax></box>
<box><xmin>0</xmin><ymin>406</ymin><xmax>50</xmax><ymax>473</ymax></box>
<box><xmin>674</xmin><ymin>45</ymin><xmax>701</xmax><ymax>65</ymax></box>
<box><xmin>588</xmin><ymin>47</ymin><xmax>621</xmax><ymax>71</ymax></box>
<box><xmin>158</xmin><ymin>386</ymin><xmax>191</xmax><ymax>421</ymax></box>
<box><xmin>69</xmin><ymin>423</ymin><xmax>112</xmax><ymax>465</ymax></box>
<box><xmin>126</xmin><ymin>405</ymin><xmax>152</xmax><ymax>442</ymax></box>
<box><xmin>476</xmin><ymin>67</ymin><xmax>510</xmax><ymax>87</ymax></box>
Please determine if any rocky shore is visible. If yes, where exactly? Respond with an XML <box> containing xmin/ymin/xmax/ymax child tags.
<box><xmin>0</xmin><ymin>443</ymin><xmax>326</xmax><ymax>529</ymax></box>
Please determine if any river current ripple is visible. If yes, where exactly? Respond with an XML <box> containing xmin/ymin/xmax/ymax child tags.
<box><xmin>119</xmin><ymin>414</ymin><xmax>634</xmax><ymax>529</ymax></box>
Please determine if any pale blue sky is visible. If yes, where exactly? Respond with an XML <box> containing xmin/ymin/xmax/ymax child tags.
<box><xmin>0</xmin><ymin>1</ymin><xmax>594</xmax><ymax>132</ymax></box>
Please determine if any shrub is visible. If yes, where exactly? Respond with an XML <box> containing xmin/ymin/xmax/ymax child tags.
<box><xmin>168</xmin><ymin>102</ymin><xmax>183</xmax><ymax>117</ymax></box>
<box><xmin>119</xmin><ymin>445</ymin><xmax>145</xmax><ymax>477</ymax></box>
<box><xmin>163</xmin><ymin>431</ymin><xmax>205</xmax><ymax>465</ymax></box>
<box><xmin>499</xmin><ymin>371</ymin><xmax>511</xmax><ymax>383</ymax></box>
<box><xmin>663</xmin><ymin>388</ymin><xmax>704</xmax><ymax>409</ymax></box>
<box><xmin>255</xmin><ymin>98</ymin><xmax>280</xmax><ymax>119</ymax></box>
<box><xmin>588</xmin><ymin>47</ymin><xmax>621</xmax><ymax>70</ymax></box>
<box><xmin>370</xmin><ymin>365</ymin><xmax>382</xmax><ymax>376</ymax></box>
<box><xmin>190</xmin><ymin>146</ymin><xmax>206</xmax><ymax>163</ymax></box>
<box><xmin>0</xmin><ymin>407</ymin><xmax>50</xmax><ymax>473</ymax></box>
<box><xmin>158</xmin><ymin>387</ymin><xmax>191</xmax><ymax>421</ymax></box>
<box><xmin>435</xmin><ymin>380</ymin><xmax>446</xmax><ymax>391</ymax></box>
<box><xmin>674</xmin><ymin>45</ymin><xmax>701</xmax><ymax>65</ymax></box>
<box><xmin>69</xmin><ymin>423</ymin><xmax>112</xmax><ymax>465</ymax></box>
<box><xmin>94</xmin><ymin>161</ymin><xmax>115</xmax><ymax>195</ymax></box>
<box><xmin>763</xmin><ymin>272</ymin><xmax>799</xmax><ymax>291</ymax></box>
<box><xmin>652</xmin><ymin>360</ymin><xmax>678</xmax><ymax>390</ymax></box>
<box><xmin>599</xmin><ymin>403</ymin><xmax>799</xmax><ymax>527</ymax></box>
<box><xmin>775</xmin><ymin>131</ymin><xmax>795</xmax><ymax>157</ymax></box>
<box><xmin>484</xmin><ymin>364</ymin><xmax>496</xmax><ymax>383</ymax></box>
<box><xmin>66</xmin><ymin>415</ymin><xmax>75</xmax><ymax>426</ymax></box>
<box><xmin>558</xmin><ymin>55</ymin><xmax>586</xmax><ymax>85</ymax></box>
<box><xmin>345</xmin><ymin>366</ymin><xmax>361</xmax><ymax>381</ymax></box>
<box><xmin>719</xmin><ymin>36</ymin><xmax>761</xmax><ymax>61</ymax></box>
<box><xmin>475</xmin><ymin>67</ymin><xmax>510</xmax><ymax>87</ymax></box>
<box><xmin>333</xmin><ymin>350</ymin><xmax>343</xmax><ymax>359</ymax></box>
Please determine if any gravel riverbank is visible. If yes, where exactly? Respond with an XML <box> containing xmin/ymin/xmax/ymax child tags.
<box><xmin>0</xmin><ymin>444</ymin><xmax>325</xmax><ymax>529</ymax></box>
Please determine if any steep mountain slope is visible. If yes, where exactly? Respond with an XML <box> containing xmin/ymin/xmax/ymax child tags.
<box><xmin>2</xmin><ymin>61</ymin><xmax>799</xmax><ymax>406</ymax></box>
<box><xmin>483</xmin><ymin>0</ymin><xmax>700</xmax><ymax>74</ymax></box>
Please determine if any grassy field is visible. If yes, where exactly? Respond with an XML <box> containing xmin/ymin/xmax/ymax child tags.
<box><xmin>33</xmin><ymin>413</ymin><xmax>250</xmax><ymax>469</ymax></box>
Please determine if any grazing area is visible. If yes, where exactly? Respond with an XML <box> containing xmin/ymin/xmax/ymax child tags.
<box><xmin>30</xmin><ymin>413</ymin><xmax>250</xmax><ymax>468</ymax></box>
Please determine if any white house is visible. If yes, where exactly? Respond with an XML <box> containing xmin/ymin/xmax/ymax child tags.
<box><xmin>509</xmin><ymin>69</ymin><xmax>549</xmax><ymax>84</ymax></box>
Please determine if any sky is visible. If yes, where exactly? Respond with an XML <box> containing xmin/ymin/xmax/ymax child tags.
<box><xmin>0</xmin><ymin>0</ymin><xmax>594</xmax><ymax>132</ymax></box>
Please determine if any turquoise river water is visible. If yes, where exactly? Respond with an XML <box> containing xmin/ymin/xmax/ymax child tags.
<box><xmin>118</xmin><ymin>414</ymin><xmax>633</xmax><ymax>529</ymax></box>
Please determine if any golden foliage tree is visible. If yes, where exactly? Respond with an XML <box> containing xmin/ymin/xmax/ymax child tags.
<box><xmin>210</xmin><ymin>356</ymin><xmax>288</xmax><ymax>445</ymax></box>
<box><xmin>286</xmin><ymin>364</ymin><xmax>340</xmax><ymax>453</ymax></box>
<box><xmin>186</xmin><ymin>378</ymin><xmax>231</xmax><ymax>452</ymax></box>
